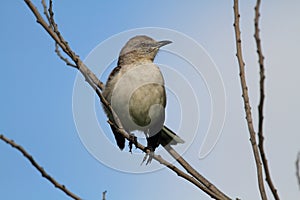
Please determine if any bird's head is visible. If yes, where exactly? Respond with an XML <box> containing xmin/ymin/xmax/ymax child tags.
<box><xmin>118</xmin><ymin>35</ymin><xmax>172</xmax><ymax>65</ymax></box>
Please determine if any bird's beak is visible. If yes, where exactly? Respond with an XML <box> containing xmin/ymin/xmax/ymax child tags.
<box><xmin>156</xmin><ymin>40</ymin><xmax>172</xmax><ymax>48</ymax></box>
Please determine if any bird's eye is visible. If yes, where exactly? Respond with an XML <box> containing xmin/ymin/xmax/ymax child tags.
<box><xmin>140</xmin><ymin>42</ymin><xmax>147</xmax><ymax>47</ymax></box>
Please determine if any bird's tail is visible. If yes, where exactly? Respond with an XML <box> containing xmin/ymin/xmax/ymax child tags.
<box><xmin>160</xmin><ymin>125</ymin><xmax>185</xmax><ymax>146</ymax></box>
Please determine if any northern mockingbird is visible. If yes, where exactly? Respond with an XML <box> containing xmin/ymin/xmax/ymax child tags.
<box><xmin>103</xmin><ymin>35</ymin><xmax>184</xmax><ymax>163</ymax></box>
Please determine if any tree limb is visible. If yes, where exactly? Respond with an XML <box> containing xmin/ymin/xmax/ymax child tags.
<box><xmin>254</xmin><ymin>1</ymin><xmax>280</xmax><ymax>199</ymax></box>
<box><xmin>0</xmin><ymin>134</ymin><xmax>82</xmax><ymax>200</ymax></box>
<box><xmin>107</xmin><ymin>121</ymin><xmax>227</xmax><ymax>200</ymax></box>
<box><xmin>164</xmin><ymin>145</ymin><xmax>230</xmax><ymax>200</ymax></box>
<box><xmin>233</xmin><ymin>0</ymin><xmax>267</xmax><ymax>199</ymax></box>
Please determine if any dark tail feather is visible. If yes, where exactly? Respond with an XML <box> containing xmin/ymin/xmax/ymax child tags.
<box><xmin>160</xmin><ymin>125</ymin><xmax>185</xmax><ymax>147</ymax></box>
<box><xmin>110</xmin><ymin>124</ymin><xmax>125</xmax><ymax>150</ymax></box>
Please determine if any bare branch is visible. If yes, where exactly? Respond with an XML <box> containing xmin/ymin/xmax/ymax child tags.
<box><xmin>107</xmin><ymin>119</ymin><xmax>226</xmax><ymax>199</ymax></box>
<box><xmin>0</xmin><ymin>134</ymin><xmax>82</xmax><ymax>200</ymax></box>
<box><xmin>254</xmin><ymin>1</ymin><xmax>280</xmax><ymax>199</ymax></box>
<box><xmin>296</xmin><ymin>152</ymin><xmax>300</xmax><ymax>189</ymax></box>
<box><xmin>25</xmin><ymin>0</ymin><xmax>104</xmax><ymax>90</ymax></box>
<box><xmin>108</xmin><ymin>117</ymin><xmax>231</xmax><ymax>199</ymax></box>
<box><xmin>156</xmin><ymin>155</ymin><xmax>223</xmax><ymax>199</ymax></box>
<box><xmin>41</xmin><ymin>0</ymin><xmax>51</xmax><ymax>25</ymax></box>
<box><xmin>164</xmin><ymin>145</ymin><xmax>230</xmax><ymax>200</ymax></box>
<box><xmin>42</xmin><ymin>1</ymin><xmax>77</xmax><ymax>68</ymax></box>
<box><xmin>55</xmin><ymin>43</ymin><xmax>77</xmax><ymax>68</ymax></box>
<box><xmin>47</xmin><ymin>0</ymin><xmax>73</xmax><ymax>59</ymax></box>
<box><xmin>233</xmin><ymin>0</ymin><xmax>268</xmax><ymax>199</ymax></box>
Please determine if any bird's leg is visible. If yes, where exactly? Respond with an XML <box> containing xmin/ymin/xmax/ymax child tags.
<box><xmin>128</xmin><ymin>133</ymin><xmax>137</xmax><ymax>153</ymax></box>
<box><xmin>140</xmin><ymin>132</ymin><xmax>160</xmax><ymax>164</ymax></box>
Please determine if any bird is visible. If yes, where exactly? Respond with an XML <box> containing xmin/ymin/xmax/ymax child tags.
<box><xmin>102</xmin><ymin>35</ymin><xmax>184</xmax><ymax>163</ymax></box>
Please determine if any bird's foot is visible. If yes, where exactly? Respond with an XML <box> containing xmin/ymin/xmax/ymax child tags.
<box><xmin>141</xmin><ymin>147</ymin><xmax>154</xmax><ymax>165</ymax></box>
<box><xmin>128</xmin><ymin>133</ymin><xmax>137</xmax><ymax>153</ymax></box>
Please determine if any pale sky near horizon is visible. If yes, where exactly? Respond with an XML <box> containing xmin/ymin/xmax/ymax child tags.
<box><xmin>1</xmin><ymin>1</ymin><xmax>300</xmax><ymax>199</ymax></box>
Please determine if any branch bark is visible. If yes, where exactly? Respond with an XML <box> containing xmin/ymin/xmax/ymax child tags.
<box><xmin>0</xmin><ymin>134</ymin><xmax>82</xmax><ymax>200</ymax></box>
<box><xmin>254</xmin><ymin>1</ymin><xmax>280</xmax><ymax>199</ymax></box>
<box><xmin>233</xmin><ymin>0</ymin><xmax>267</xmax><ymax>199</ymax></box>
<box><xmin>164</xmin><ymin>145</ymin><xmax>230</xmax><ymax>200</ymax></box>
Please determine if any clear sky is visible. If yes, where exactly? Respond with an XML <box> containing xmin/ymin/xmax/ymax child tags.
<box><xmin>1</xmin><ymin>1</ymin><xmax>300</xmax><ymax>199</ymax></box>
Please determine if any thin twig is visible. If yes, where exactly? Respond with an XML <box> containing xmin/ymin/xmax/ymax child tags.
<box><xmin>102</xmin><ymin>190</ymin><xmax>107</xmax><ymax>200</ymax></box>
<box><xmin>47</xmin><ymin>0</ymin><xmax>72</xmax><ymax>57</ymax></box>
<box><xmin>233</xmin><ymin>1</ymin><xmax>267</xmax><ymax>199</ymax></box>
<box><xmin>296</xmin><ymin>152</ymin><xmax>300</xmax><ymax>189</ymax></box>
<box><xmin>26</xmin><ymin>0</ymin><xmax>105</xmax><ymax>90</ymax></box>
<box><xmin>42</xmin><ymin>1</ymin><xmax>77</xmax><ymax>68</ymax></box>
<box><xmin>254</xmin><ymin>1</ymin><xmax>280</xmax><ymax>199</ymax></box>
<box><xmin>55</xmin><ymin>43</ymin><xmax>77</xmax><ymax>68</ymax></box>
<box><xmin>0</xmin><ymin>134</ymin><xmax>82</xmax><ymax>200</ymax></box>
<box><xmin>23</xmin><ymin>0</ymin><xmax>231</xmax><ymax>199</ymax></box>
<box><xmin>41</xmin><ymin>0</ymin><xmax>51</xmax><ymax>25</ymax></box>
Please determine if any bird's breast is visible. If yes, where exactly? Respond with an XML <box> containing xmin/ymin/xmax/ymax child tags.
<box><xmin>106</xmin><ymin>63</ymin><xmax>166</xmax><ymax>134</ymax></box>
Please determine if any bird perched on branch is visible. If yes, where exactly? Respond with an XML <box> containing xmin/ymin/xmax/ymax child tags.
<box><xmin>103</xmin><ymin>35</ymin><xmax>184</xmax><ymax>163</ymax></box>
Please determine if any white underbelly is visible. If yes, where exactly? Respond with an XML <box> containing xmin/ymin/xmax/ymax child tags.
<box><xmin>109</xmin><ymin>63</ymin><xmax>166</xmax><ymax>135</ymax></box>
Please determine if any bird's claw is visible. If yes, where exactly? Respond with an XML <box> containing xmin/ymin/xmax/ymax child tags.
<box><xmin>141</xmin><ymin>147</ymin><xmax>154</xmax><ymax>165</ymax></box>
<box><xmin>128</xmin><ymin>133</ymin><xmax>137</xmax><ymax>153</ymax></box>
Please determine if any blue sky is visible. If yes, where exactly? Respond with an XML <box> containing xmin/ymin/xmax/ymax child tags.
<box><xmin>1</xmin><ymin>1</ymin><xmax>300</xmax><ymax>199</ymax></box>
